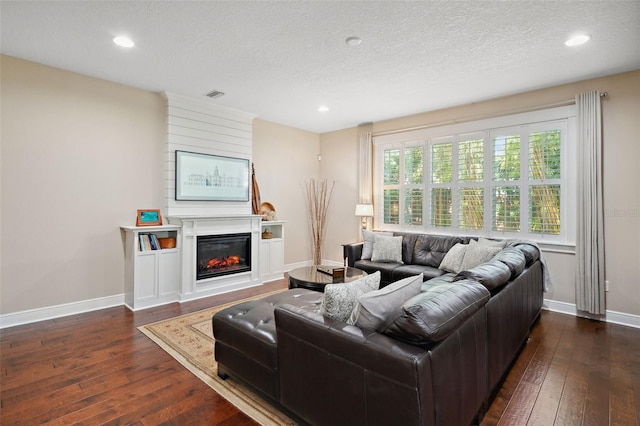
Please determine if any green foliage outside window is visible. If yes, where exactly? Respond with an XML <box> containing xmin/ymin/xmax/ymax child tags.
<box><xmin>431</xmin><ymin>188</ymin><xmax>452</xmax><ymax>227</ymax></box>
<box><xmin>494</xmin><ymin>135</ymin><xmax>520</xmax><ymax>181</ymax></box>
<box><xmin>431</xmin><ymin>143</ymin><xmax>452</xmax><ymax>183</ymax></box>
<box><xmin>384</xmin><ymin>188</ymin><xmax>399</xmax><ymax>224</ymax></box>
<box><xmin>384</xmin><ymin>149</ymin><xmax>400</xmax><ymax>185</ymax></box>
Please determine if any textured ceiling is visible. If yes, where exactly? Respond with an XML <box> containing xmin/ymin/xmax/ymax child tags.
<box><xmin>2</xmin><ymin>1</ymin><xmax>639</xmax><ymax>134</ymax></box>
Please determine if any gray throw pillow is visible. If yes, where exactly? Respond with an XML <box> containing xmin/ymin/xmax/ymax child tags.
<box><xmin>439</xmin><ymin>243</ymin><xmax>468</xmax><ymax>273</ymax></box>
<box><xmin>460</xmin><ymin>239</ymin><xmax>502</xmax><ymax>271</ymax></box>
<box><xmin>371</xmin><ymin>234</ymin><xmax>403</xmax><ymax>263</ymax></box>
<box><xmin>321</xmin><ymin>271</ymin><xmax>381</xmax><ymax>322</ymax></box>
<box><xmin>361</xmin><ymin>230</ymin><xmax>393</xmax><ymax>260</ymax></box>
<box><xmin>478</xmin><ymin>237</ymin><xmax>507</xmax><ymax>249</ymax></box>
<box><xmin>347</xmin><ymin>274</ymin><xmax>423</xmax><ymax>330</ymax></box>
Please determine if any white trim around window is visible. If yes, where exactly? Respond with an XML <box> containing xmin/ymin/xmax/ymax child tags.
<box><xmin>373</xmin><ymin>105</ymin><xmax>577</xmax><ymax>247</ymax></box>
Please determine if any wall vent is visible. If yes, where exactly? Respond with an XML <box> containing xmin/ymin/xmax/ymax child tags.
<box><xmin>205</xmin><ymin>90</ymin><xmax>225</xmax><ymax>99</ymax></box>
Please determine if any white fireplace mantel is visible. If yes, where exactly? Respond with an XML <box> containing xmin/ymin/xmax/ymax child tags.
<box><xmin>168</xmin><ymin>215</ymin><xmax>263</xmax><ymax>301</ymax></box>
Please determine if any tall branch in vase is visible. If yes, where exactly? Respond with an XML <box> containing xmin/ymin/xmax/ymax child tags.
<box><xmin>305</xmin><ymin>178</ymin><xmax>335</xmax><ymax>265</ymax></box>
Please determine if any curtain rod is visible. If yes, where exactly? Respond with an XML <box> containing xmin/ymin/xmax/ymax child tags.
<box><xmin>372</xmin><ymin>92</ymin><xmax>608</xmax><ymax>138</ymax></box>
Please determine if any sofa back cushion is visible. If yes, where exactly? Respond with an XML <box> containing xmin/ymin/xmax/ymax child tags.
<box><xmin>398</xmin><ymin>233</ymin><xmax>419</xmax><ymax>264</ymax></box>
<box><xmin>381</xmin><ymin>279</ymin><xmax>490</xmax><ymax>345</ymax></box>
<box><xmin>453</xmin><ymin>260</ymin><xmax>512</xmax><ymax>291</ymax></box>
<box><xmin>413</xmin><ymin>235</ymin><xmax>463</xmax><ymax>267</ymax></box>
<box><xmin>492</xmin><ymin>247</ymin><xmax>526</xmax><ymax>279</ymax></box>
<box><xmin>514</xmin><ymin>243</ymin><xmax>540</xmax><ymax>266</ymax></box>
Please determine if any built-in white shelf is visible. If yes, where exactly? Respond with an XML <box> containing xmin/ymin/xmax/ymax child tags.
<box><xmin>260</xmin><ymin>221</ymin><xmax>285</xmax><ymax>282</ymax></box>
<box><xmin>121</xmin><ymin>225</ymin><xmax>182</xmax><ymax>310</ymax></box>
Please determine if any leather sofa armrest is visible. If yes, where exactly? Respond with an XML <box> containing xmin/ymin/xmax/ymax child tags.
<box><xmin>344</xmin><ymin>242</ymin><xmax>363</xmax><ymax>267</ymax></box>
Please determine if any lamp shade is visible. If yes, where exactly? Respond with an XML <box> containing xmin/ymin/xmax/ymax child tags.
<box><xmin>355</xmin><ymin>204</ymin><xmax>374</xmax><ymax>217</ymax></box>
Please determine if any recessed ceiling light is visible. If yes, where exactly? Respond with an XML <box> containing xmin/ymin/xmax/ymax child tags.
<box><xmin>564</xmin><ymin>34</ymin><xmax>590</xmax><ymax>47</ymax></box>
<box><xmin>113</xmin><ymin>36</ymin><xmax>135</xmax><ymax>48</ymax></box>
<box><xmin>318</xmin><ymin>105</ymin><xmax>330</xmax><ymax>113</ymax></box>
<box><xmin>345</xmin><ymin>36</ymin><xmax>362</xmax><ymax>46</ymax></box>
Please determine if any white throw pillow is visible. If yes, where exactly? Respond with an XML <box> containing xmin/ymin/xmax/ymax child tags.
<box><xmin>361</xmin><ymin>230</ymin><xmax>393</xmax><ymax>260</ymax></box>
<box><xmin>439</xmin><ymin>243</ymin><xmax>468</xmax><ymax>273</ymax></box>
<box><xmin>371</xmin><ymin>234</ymin><xmax>403</xmax><ymax>263</ymax></box>
<box><xmin>348</xmin><ymin>274</ymin><xmax>423</xmax><ymax>330</ymax></box>
<box><xmin>320</xmin><ymin>271</ymin><xmax>381</xmax><ymax>322</ymax></box>
<box><xmin>460</xmin><ymin>239</ymin><xmax>502</xmax><ymax>271</ymax></box>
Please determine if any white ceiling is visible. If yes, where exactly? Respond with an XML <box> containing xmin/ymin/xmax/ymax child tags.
<box><xmin>2</xmin><ymin>1</ymin><xmax>639</xmax><ymax>134</ymax></box>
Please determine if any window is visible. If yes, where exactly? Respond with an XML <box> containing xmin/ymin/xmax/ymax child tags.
<box><xmin>373</xmin><ymin>106</ymin><xmax>576</xmax><ymax>245</ymax></box>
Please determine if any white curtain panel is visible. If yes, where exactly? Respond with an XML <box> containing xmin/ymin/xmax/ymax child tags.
<box><xmin>575</xmin><ymin>91</ymin><xmax>605</xmax><ymax>315</ymax></box>
<box><xmin>358</xmin><ymin>125</ymin><xmax>373</xmax><ymax>230</ymax></box>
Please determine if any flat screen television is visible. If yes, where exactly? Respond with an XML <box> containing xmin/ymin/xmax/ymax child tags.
<box><xmin>175</xmin><ymin>150</ymin><xmax>250</xmax><ymax>201</ymax></box>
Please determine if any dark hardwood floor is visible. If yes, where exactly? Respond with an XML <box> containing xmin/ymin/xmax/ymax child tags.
<box><xmin>2</xmin><ymin>279</ymin><xmax>639</xmax><ymax>425</ymax></box>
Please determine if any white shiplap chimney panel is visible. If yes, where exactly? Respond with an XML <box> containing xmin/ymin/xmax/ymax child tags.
<box><xmin>163</xmin><ymin>92</ymin><xmax>256</xmax><ymax>216</ymax></box>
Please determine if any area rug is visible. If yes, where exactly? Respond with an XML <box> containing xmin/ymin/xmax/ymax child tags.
<box><xmin>138</xmin><ymin>290</ymin><xmax>296</xmax><ymax>425</ymax></box>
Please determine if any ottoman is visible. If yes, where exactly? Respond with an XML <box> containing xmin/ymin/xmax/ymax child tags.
<box><xmin>212</xmin><ymin>288</ymin><xmax>323</xmax><ymax>401</ymax></box>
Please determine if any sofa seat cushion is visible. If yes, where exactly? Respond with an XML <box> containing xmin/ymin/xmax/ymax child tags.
<box><xmin>413</xmin><ymin>235</ymin><xmax>464</xmax><ymax>267</ymax></box>
<box><xmin>492</xmin><ymin>247</ymin><xmax>526</xmax><ymax>279</ymax></box>
<box><xmin>454</xmin><ymin>260</ymin><xmax>512</xmax><ymax>291</ymax></box>
<box><xmin>381</xmin><ymin>279</ymin><xmax>490</xmax><ymax>346</ymax></box>
<box><xmin>354</xmin><ymin>260</ymin><xmax>400</xmax><ymax>284</ymax></box>
<box><xmin>391</xmin><ymin>264</ymin><xmax>445</xmax><ymax>282</ymax></box>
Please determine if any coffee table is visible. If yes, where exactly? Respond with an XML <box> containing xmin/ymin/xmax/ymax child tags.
<box><xmin>288</xmin><ymin>265</ymin><xmax>367</xmax><ymax>292</ymax></box>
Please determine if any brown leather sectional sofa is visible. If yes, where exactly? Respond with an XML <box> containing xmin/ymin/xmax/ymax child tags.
<box><xmin>213</xmin><ymin>233</ymin><xmax>544</xmax><ymax>425</ymax></box>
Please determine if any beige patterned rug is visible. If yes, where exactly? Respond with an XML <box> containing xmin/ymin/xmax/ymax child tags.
<box><xmin>138</xmin><ymin>290</ymin><xmax>296</xmax><ymax>425</ymax></box>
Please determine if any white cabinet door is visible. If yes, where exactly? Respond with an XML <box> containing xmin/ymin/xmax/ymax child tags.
<box><xmin>135</xmin><ymin>253</ymin><xmax>158</xmax><ymax>302</ymax></box>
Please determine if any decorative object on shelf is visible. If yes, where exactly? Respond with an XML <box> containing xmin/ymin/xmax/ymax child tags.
<box><xmin>305</xmin><ymin>178</ymin><xmax>335</xmax><ymax>265</ymax></box>
<box><xmin>251</xmin><ymin>162</ymin><xmax>261</xmax><ymax>215</ymax></box>
<box><xmin>175</xmin><ymin>150</ymin><xmax>249</xmax><ymax>201</ymax></box>
<box><xmin>158</xmin><ymin>237</ymin><xmax>177</xmax><ymax>249</ymax></box>
<box><xmin>355</xmin><ymin>203</ymin><xmax>374</xmax><ymax>230</ymax></box>
<box><xmin>260</xmin><ymin>202</ymin><xmax>277</xmax><ymax>221</ymax></box>
<box><xmin>261</xmin><ymin>229</ymin><xmax>273</xmax><ymax>239</ymax></box>
<box><xmin>136</xmin><ymin>209</ymin><xmax>162</xmax><ymax>226</ymax></box>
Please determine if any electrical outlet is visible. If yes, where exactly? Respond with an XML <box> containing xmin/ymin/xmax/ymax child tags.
<box><xmin>605</xmin><ymin>280</ymin><xmax>610</xmax><ymax>292</ymax></box>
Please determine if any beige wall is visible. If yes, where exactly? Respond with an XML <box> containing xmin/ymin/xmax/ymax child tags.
<box><xmin>318</xmin><ymin>126</ymin><xmax>360</xmax><ymax>264</ymax></box>
<box><xmin>252</xmin><ymin>119</ymin><xmax>320</xmax><ymax>266</ymax></box>
<box><xmin>320</xmin><ymin>70</ymin><xmax>640</xmax><ymax>317</ymax></box>
<box><xmin>1</xmin><ymin>55</ymin><xmax>166</xmax><ymax>314</ymax></box>
<box><xmin>2</xmin><ymin>53</ymin><xmax>638</xmax><ymax>320</ymax></box>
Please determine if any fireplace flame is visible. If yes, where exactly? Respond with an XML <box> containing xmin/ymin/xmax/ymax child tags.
<box><xmin>202</xmin><ymin>255</ymin><xmax>241</xmax><ymax>270</ymax></box>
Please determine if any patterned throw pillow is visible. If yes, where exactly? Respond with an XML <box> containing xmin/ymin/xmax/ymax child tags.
<box><xmin>370</xmin><ymin>234</ymin><xmax>403</xmax><ymax>263</ymax></box>
<box><xmin>361</xmin><ymin>230</ymin><xmax>393</xmax><ymax>260</ymax></box>
<box><xmin>321</xmin><ymin>271</ymin><xmax>381</xmax><ymax>322</ymax></box>
<box><xmin>459</xmin><ymin>239</ymin><xmax>502</xmax><ymax>271</ymax></box>
<box><xmin>439</xmin><ymin>243</ymin><xmax>468</xmax><ymax>273</ymax></box>
<box><xmin>348</xmin><ymin>274</ymin><xmax>423</xmax><ymax>330</ymax></box>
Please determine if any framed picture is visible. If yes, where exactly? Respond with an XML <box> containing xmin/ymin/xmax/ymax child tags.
<box><xmin>175</xmin><ymin>150</ymin><xmax>250</xmax><ymax>201</ymax></box>
<box><xmin>136</xmin><ymin>209</ymin><xmax>162</xmax><ymax>226</ymax></box>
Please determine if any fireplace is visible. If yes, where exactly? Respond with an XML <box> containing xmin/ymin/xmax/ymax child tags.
<box><xmin>197</xmin><ymin>233</ymin><xmax>251</xmax><ymax>280</ymax></box>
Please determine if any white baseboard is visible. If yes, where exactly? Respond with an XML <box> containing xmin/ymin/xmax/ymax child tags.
<box><xmin>543</xmin><ymin>298</ymin><xmax>640</xmax><ymax>329</ymax></box>
<box><xmin>0</xmin><ymin>294</ymin><xmax>125</xmax><ymax>329</ymax></box>
<box><xmin>5</xmin><ymin>290</ymin><xmax>637</xmax><ymax>331</ymax></box>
